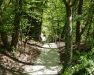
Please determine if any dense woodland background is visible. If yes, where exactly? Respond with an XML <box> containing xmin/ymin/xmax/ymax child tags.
<box><xmin>0</xmin><ymin>0</ymin><xmax>94</xmax><ymax>75</ymax></box>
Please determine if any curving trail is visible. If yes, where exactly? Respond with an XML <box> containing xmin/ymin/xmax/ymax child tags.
<box><xmin>22</xmin><ymin>42</ymin><xmax>64</xmax><ymax>75</ymax></box>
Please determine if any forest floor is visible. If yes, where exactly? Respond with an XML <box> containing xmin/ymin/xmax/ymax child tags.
<box><xmin>0</xmin><ymin>40</ymin><xmax>63</xmax><ymax>75</ymax></box>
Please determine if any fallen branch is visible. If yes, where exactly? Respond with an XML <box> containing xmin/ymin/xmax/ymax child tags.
<box><xmin>1</xmin><ymin>51</ymin><xmax>34</xmax><ymax>65</ymax></box>
<box><xmin>0</xmin><ymin>51</ymin><xmax>62</xmax><ymax>65</ymax></box>
<box><xmin>23</xmin><ymin>41</ymin><xmax>65</xmax><ymax>49</ymax></box>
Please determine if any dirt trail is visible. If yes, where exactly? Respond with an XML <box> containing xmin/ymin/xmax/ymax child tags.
<box><xmin>0</xmin><ymin>41</ymin><xmax>63</xmax><ymax>75</ymax></box>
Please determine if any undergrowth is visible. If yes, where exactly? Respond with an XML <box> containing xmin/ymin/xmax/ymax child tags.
<box><xmin>62</xmin><ymin>48</ymin><xmax>94</xmax><ymax>75</ymax></box>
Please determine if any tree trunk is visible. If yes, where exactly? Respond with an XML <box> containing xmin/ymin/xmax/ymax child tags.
<box><xmin>11</xmin><ymin>14</ymin><xmax>21</xmax><ymax>48</ymax></box>
<box><xmin>76</xmin><ymin>0</ymin><xmax>83</xmax><ymax>49</ymax></box>
<box><xmin>11</xmin><ymin>0</ymin><xmax>23</xmax><ymax>48</ymax></box>
<box><xmin>61</xmin><ymin>0</ymin><xmax>73</xmax><ymax>73</ymax></box>
<box><xmin>0</xmin><ymin>0</ymin><xmax>10</xmax><ymax>49</ymax></box>
<box><xmin>1</xmin><ymin>32</ymin><xmax>10</xmax><ymax>49</ymax></box>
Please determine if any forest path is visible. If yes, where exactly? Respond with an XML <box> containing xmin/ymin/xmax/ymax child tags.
<box><xmin>23</xmin><ymin>42</ymin><xmax>64</xmax><ymax>75</ymax></box>
<box><xmin>0</xmin><ymin>41</ymin><xmax>64</xmax><ymax>75</ymax></box>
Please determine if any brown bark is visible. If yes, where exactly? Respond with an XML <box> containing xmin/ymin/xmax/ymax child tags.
<box><xmin>11</xmin><ymin>13</ymin><xmax>21</xmax><ymax>48</ymax></box>
<box><xmin>1</xmin><ymin>32</ymin><xmax>10</xmax><ymax>49</ymax></box>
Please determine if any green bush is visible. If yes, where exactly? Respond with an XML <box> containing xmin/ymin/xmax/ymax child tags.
<box><xmin>62</xmin><ymin>48</ymin><xmax>94</xmax><ymax>75</ymax></box>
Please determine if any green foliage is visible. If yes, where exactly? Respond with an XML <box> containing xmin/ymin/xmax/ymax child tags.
<box><xmin>0</xmin><ymin>0</ymin><xmax>14</xmax><ymax>32</ymax></box>
<box><xmin>62</xmin><ymin>48</ymin><xmax>94</xmax><ymax>75</ymax></box>
<box><xmin>0</xmin><ymin>0</ymin><xmax>94</xmax><ymax>74</ymax></box>
<box><xmin>42</xmin><ymin>0</ymin><xmax>65</xmax><ymax>41</ymax></box>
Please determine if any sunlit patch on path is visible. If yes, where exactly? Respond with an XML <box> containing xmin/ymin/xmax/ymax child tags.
<box><xmin>23</xmin><ymin>42</ymin><xmax>64</xmax><ymax>75</ymax></box>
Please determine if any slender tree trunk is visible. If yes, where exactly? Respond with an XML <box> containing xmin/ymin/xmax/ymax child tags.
<box><xmin>1</xmin><ymin>32</ymin><xmax>10</xmax><ymax>48</ymax></box>
<box><xmin>11</xmin><ymin>13</ymin><xmax>21</xmax><ymax>48</ymax></box>
<box><xmin>76</xmin><ymin>0</ymin><xmax>83</xmax><ymax>49</ymax></box>
<box><xmin>0</xmin><ymin>0</ymin><xmax>10</xmax><ymax>49</ymax></box>
<box><xmin>61</xmin><ymin>0</ymin><xmax>73</xmax><ymax>73</ymax></box>
<box><xmin>11</xmin><ymin>0</ymin><xmax>23</xmax><ymax>48</ymax></box>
